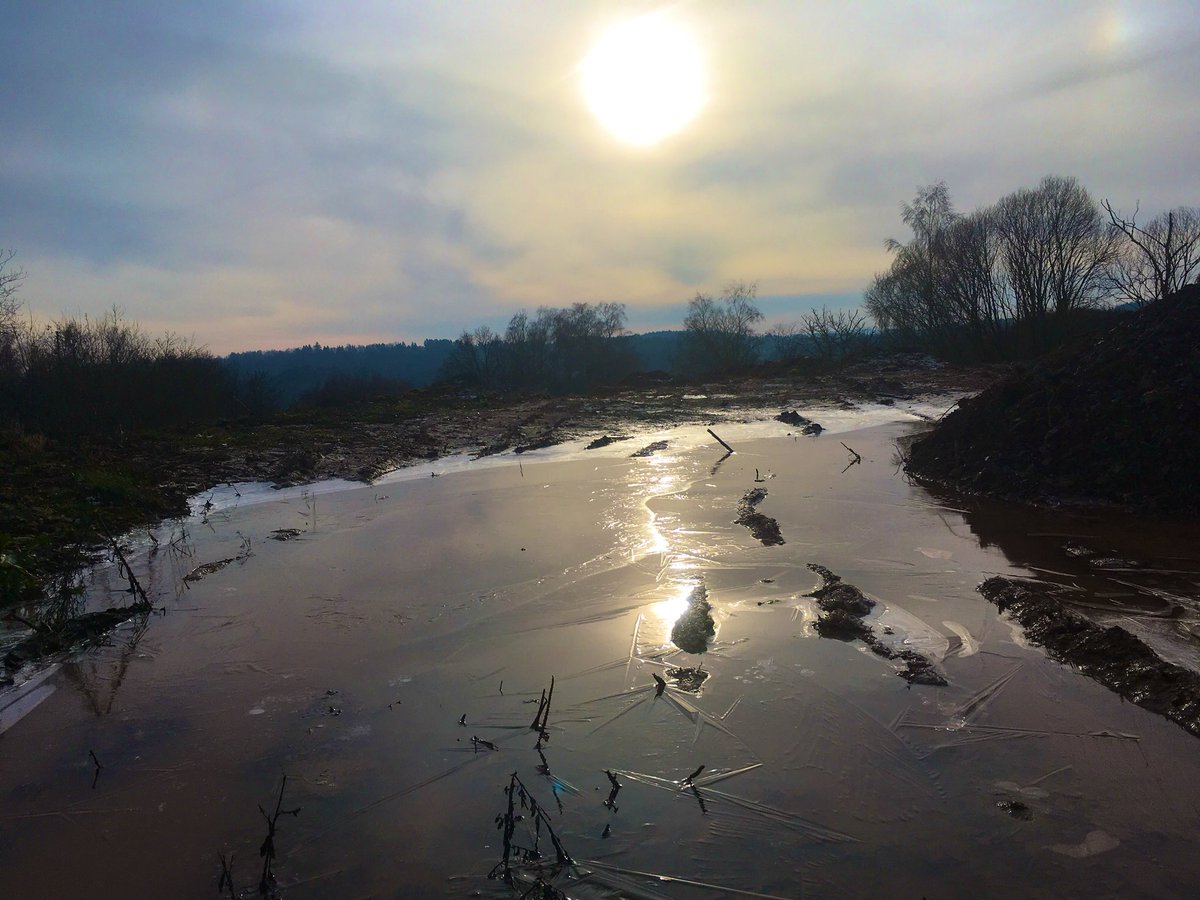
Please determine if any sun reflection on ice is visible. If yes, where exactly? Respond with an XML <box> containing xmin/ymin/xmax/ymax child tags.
<box><xmin>650</xmin><ymin>582</ymin><xmax>695</xmax><ymax>631</ymax></box>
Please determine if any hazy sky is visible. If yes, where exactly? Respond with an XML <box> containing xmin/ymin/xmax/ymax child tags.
<box><xmin>3</xmin><ymin>1</ymin><xmax>1197</xmax><ymax>353</ymax></box>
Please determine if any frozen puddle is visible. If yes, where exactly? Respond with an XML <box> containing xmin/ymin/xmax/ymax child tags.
<box><xmin>2</xmin><ymin>404</ymin><xmax>1199</xmax><ymax>898</ymax></box>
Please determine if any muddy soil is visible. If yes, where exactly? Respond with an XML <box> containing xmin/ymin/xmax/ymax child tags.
<box><xmin>806</xmin><ymin>564</ymin><xmax>947</xmax><ymax>685</ymax></box>
<box><xmin>981</xmin><ymin>576</ymin><xmax>1200</xmax><ymax>736</ymax></box>
<box><xmin>4</xmin><ymin>395</ymin><xmax>1200</xmax><ymax>898</ymax></box>
<box><xmin>3</xmin><ymin>604</ymin><xmax>150</xmax><ymax>673</ymax></box>
<box><xmin>669</xmin><ymin>584</ymin><xmax>716</xmax><ymax>654</ymax></box>
<box><xmin>907</xmin><ymin>285</ymin><xmax>1200</xmax><ymax>514</ymax></box>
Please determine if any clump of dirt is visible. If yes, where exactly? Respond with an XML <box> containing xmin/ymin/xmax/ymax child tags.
<box><xmin>980</xmin><ymin>576</ymin><xmax>1200</xmax><ymax>737</ymax></box>
<box><xmin>671</xmin><ymin>584</ymin><xmax>715</xmax><ymax>655</ymax></box>
<box><xmin>183</xmin><ymin>557</ymin><xmax>237</xmax><ymax>583</ymax></box>
<box><xmin>907</xmin><ymin>285</ymin><xmax>1200</xmax><ymax>514</ymax></box>
<box><xmin>585</xmin><ymin>434</ymin><xmax>628</xmax><ymax>450</ymax></box>
<box><xmin>665</xmin><ymin>665</ymin><xmax>709</xmax><ymax>692</ymax></box>
<box><xmin>997</xmin><ymin>800</ymin><xmax>1033</xmax><ymax>821</ymax></box>
<box><xmin>775</xmin><ymin>409</ymin><xmax>811</xmax><ymax>427</ymax></box>
<box><xmin>807</xmin><ymin>563</ymin><xmax>874</xmax><ymax>638</ymax></box>
<box><xmin>630</xmin><ymin>440</ymin><xmax>669</xmax><ymax>458</ymax></box>
<box><xmin>805</xmin><ymin>564</ymin><xmax>947</xmax><ymax>685</ymax></box>
<box><xmin>774</xmin><ymin>410</ymin><xmax>824</xmax><ymax>435</ymax></box>
<box><xmin>735</xmin><ymin>488</ymin><xmax>785</xmax><ymax>546</ymax></box>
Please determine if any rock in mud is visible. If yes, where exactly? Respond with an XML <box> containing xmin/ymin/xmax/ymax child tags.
<box><xmin>805</xmin><ymin>564</ymin><xmax>947</xmax><ymax>685</ymax></box>
<box><xmin>980</xmin><ymin>576</ymin><xmax>1200</xmax><ymax>738</ymax></box>
<box><xmin>671</xmin><ymin>584</ymin><xmax>716</xmax><ymax>655</ymax></box>
<box><xmin>735</xmin><ymin>488</ymin><xmax>785</xmax><ymax>546</ymax></box>
<box><xmin>776</xmin><ymin>409</ymin><xmax>811</xmax><ymax>427</ymax></box>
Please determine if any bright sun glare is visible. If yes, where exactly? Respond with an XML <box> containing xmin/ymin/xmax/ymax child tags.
<box><xmin>580</xmin><ymin>12</ymin><xmax>707</xmax><ymax>147</ymax></box>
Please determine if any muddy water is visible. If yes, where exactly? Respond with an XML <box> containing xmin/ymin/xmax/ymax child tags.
<box><xmin>2</xmin><ymin>410</ymin><xmax>1200</xmax><ymax>899</ymax></box>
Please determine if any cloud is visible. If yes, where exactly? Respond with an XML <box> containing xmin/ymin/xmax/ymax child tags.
<box><xmin>2</xmin><ymin>1</ymin><xmax>1198</xmax><ymax>352</ymax></box>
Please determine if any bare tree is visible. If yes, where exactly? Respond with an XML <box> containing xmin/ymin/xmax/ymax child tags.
<box><xmin>680</xmin><ymin>282</ymin><xmax>764</xmax><ymax>374</ymax></box>
<box><xmin>502</xmin><ymin>310</ymin><xmax>550</xmax><ymax>389</ymax></box>
<box><xmin>0</xmin><ymin>250</ymin><xmax>25</xmax><ymax>376</ymax></box>
<box><xmin>829</xmin><ymin>307</ymin><xmax>868</xmax><ymax>358</ymax></box>
<box><xmin>443</xmin><ymin>302</ymin><xmax>631</xmax><ymax>392</ymax></box>
<box><xmin>937</xmin><ymin>210</ymin><xmax>1012</xmax><ymax>356</ymax></box>
<box><xmin>801</xmin><ymin>306</ymin><xmax>868</xmax><ymax>362</ymax></box>
<box><xmin>539</xmin><ymin>301</ymin><xmax>630</xmax><ymax>390</ymax></box>
<box><xmin>992</xmin><ymin>176</ymin><xmax>1117</xmax><ymax>349</ymax></box>
<box><xmin>867</xmin><ymin>183</ymin><xmax>962</xmax><ymax>349</ymax></box>
<box><xmin>443</xmin><ymin>326</ymin><xmax>503</xmax><ymax>386</ymax></box>
<box><xmin>1104</xmin><ymin>202</ymin><xmax>1200</xmax><ymax>306</ymax></box>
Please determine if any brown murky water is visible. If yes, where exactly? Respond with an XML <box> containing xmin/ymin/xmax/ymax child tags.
<box><xmin>2</xmin><ymin>409</ymin><xmax>1199</xmax><ymax>899</ymax></box>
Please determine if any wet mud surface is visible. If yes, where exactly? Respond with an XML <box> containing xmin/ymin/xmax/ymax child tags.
<box><xmin>3</xmin><ymin>604</ymin><xmax>151</xmax><ymax>675</ymax></box>
<box><xmin>3</xmin><ymin>410</ymin><xmax>1200</xmax><ymax>898</ymax></box>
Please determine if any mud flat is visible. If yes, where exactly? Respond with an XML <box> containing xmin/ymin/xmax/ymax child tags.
<box><xmin>2</xmin><ymin>405</ymin><xmax>1200</xmax><ymax>898</ymax></box>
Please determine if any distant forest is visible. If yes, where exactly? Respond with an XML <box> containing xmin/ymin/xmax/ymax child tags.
<box><xmin>224</xmin><ymin>329</ymin><xmax>814</xmax><ymax>407</ymax></box>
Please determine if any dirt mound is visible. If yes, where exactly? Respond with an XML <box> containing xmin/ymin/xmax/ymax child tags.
<box><xmin>907</xmin><ymin>285</ymin><xmax>1200</xmax><ymax>514</ymax></box>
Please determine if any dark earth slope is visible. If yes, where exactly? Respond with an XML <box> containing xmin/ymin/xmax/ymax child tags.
<box><xmin>907</xmin><ymin>284</ymin><xmax>1200</xmax><ymax>514</ymax></box>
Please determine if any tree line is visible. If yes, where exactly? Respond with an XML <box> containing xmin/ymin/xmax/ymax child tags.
<box><xmin>226</xmin><ymin>339</ymin><xmax>456</xmax><ymax>407</ymax></box>
<box><xmin>865</xmin><ymin>177</ymin><xmax>1200</xmax><ymax>359</ymax></box>
<box><xmin>2</xmin><ymin>172</ymin><xmax>1193</xmax><ymax>432</ymax></box>
<box><xmin>0</xmin><ymin>260</ymin><xmax>272</xmax><ymax>437</ymax></box>
<box><xmin>441</xmin><ymin>302</ymin><xmax>637</xmax><ymax>392</ymax></box>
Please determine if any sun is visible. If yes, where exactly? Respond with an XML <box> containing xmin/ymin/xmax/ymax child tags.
<box><xmin>580</xmin><ymin>12</ymin><xmax>707</xmax><ymax>147</ymax></box>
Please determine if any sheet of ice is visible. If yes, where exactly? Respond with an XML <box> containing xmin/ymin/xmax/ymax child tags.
<box><xmin>177</xmin><ymin>398</ymin><xmax>956</xmax><ymax>519</ymax></box>
<box><xmin>874</xmin><ymin>603</ymin><xmax>951</xmax><ymax>662</ymax></box>
<box><xmin>0</xmin><ymin>665</ymin><xmax>59</xmax><ymax>736</ymax></box>
<box><xmin>3</xmin><ymin>410</ymin><xmax>1200</xmax><ymax>900</ymax></box>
